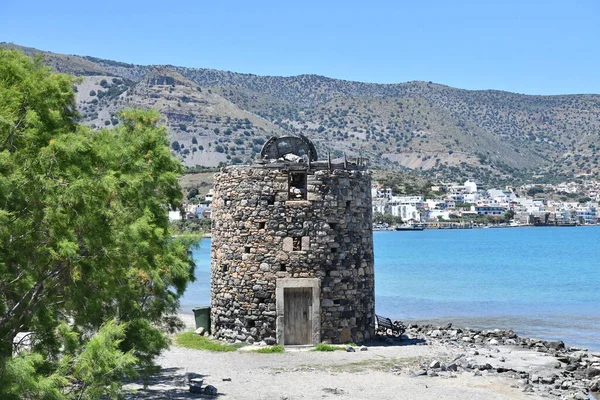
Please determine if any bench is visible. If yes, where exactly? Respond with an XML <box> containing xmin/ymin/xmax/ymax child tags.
<box><xmin>375</xmin><ymin>314</ymin><xmax>404</xmax><ymax>337</ymax></box>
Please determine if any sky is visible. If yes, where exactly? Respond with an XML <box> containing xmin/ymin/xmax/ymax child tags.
<box><xmin>2</xmin><ymin>0</ymin><xmax>599</xmax><ymax>95</ymax></box>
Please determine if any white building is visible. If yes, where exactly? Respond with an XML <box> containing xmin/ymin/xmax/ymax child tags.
<box><xmin>386</xmin><ymin>196</ymin><xmax>423</xmax><ymax>221</ymax></box>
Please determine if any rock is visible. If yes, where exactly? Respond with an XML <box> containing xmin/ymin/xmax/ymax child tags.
<box><xmin>446</xmin><ymin>363</ymin><xmax>458</xmax><ymax>371</ymax></box>
<box><xmin>539</xmin><ymin>376</ymin><xmax>553</xmax><ymax>384</ymax></box>
<box><xmin>264</xmin><ymin>337</ymin><xmax>277</xmax><ymax>345</ymax></box>
<box><xmin>488</xmin><ymin>339</ymin><xmax>499</xmax><ymax>345</ymax></box>
<box><xmin>194</xmin><ymin>327</ymin><xmax>205</xmax><ymax>335</ymax></box>
<box><xmin>189</xmin><ymin>383</ymin><xmax>203</xmax><ymax>394</ymax></box>
<box><xmin>204</xmin><ymin>385</ymin><xmax>218</xmax><ymax>395</ymax></box>
<box><xmin>430</xmin><ymin>329</ymin><xmax>442</xmax><ymax>338</ymax></box>
<box><xmin>522</xmin><ymin>384</ymin><xmax>534</xmax><ymax>393</ymax></box>
<box><xmin>414</xmin><ymin>369</ymin><xmax>428</xmax><ymax>376</ymax></box>
<box><xmin>359</xmin><ymin>345</ymin><xmax>368</xmax><ymax>351</ymax></box>
<box><xmin>345</xmin><ymin>345</ymin><xmax>355</xmax><ymax>352</ymax></box>
<box><xmin>572</xmin><ymin>391</ymin><xmax>588</xmax><ymax>400</ymax></box>
<box><xmin>504</xmin><ymin>338</ymin><xmax>517</xmax><ymax>345</ymax></box>
<box><xmin>427</xmin><ymin>370</ymin><xmax>439</xmax><ymax>377</ymax></box>
<box><xmin>545</xmin><ymin>340</ymin><xmax>565</xmax><ymax>350</ymax></box>
<box><xmin>321</xmin><ymin>299</ymin><xmax>334</xmax><ymax>307</ymax></box>
<box><xmin>499</xmin><ymin>357</ymin><xmax>506</xmax><ymax>362</ymax></box>
<box><xmin>586</xmin><ymin>367</ymin><xmax>600</xmax><ymax>378</ymax></box>
<box><xmin>561</xmin><ymin>380</ymin><xmax>572</xmax><ymax>389</ymax></box>
<box><xmin>429</xmin><ymin>360</ymin><xmax>441</xmax><ymax>369</ymax></box>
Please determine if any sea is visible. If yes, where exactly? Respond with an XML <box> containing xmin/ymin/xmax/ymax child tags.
<box><xmin>180</xmin><ymin>226</ymin><xmax>600</xmax><ymax>351</ymax></box>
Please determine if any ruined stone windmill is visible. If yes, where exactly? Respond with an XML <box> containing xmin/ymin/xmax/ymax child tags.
<box><xmin>210</xmin><ymin>135</ymin><xmax>375</xmax><ymax>345</ymax></box>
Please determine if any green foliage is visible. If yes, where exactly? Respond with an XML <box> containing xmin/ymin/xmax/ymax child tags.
<box><xmin>170</xmin><ymin>218</ymin><xmax>211</xmax><ymax>235</ymax></box>
<box><xmin>183</xmin><ymin>165</ymin><xmax>218</xmax><ymax>174</ymax></box>
<box><xmin>372</xmin><ymin>213</ymin><xmax>403</xmax><ymax>225</ymax></box>
<box><xmin>251</xmin><ymin>345</ymin><xmax>284</xmax><ymax>354</ymax></box>
<box><xmin>174</xmin><ymin>331</ymin><xmax>243</xmax><ymax>352</ymax></box>
<box><xmin>1</xmin><ymin>321</ymin><xmax>137</xmax><ymax>399</ymax></box>
<box><xmin>527</xmin><ymin>186</ymin><xmax>545</xmax><ymax>197</ymax></box>
<box><xmin>312</xmin><ymin>343</ymin><xmax>341</xmax><ymax>352</ymax></box>
<box><xmin>0</xmin><ymin>49</ymin><xmax>195</xmax><ymax>398</ymax></box>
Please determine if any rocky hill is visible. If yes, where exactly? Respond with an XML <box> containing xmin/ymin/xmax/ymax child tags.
<box><xmin>4</xmin><ymin>43</ymin><xmax>599</xmax><ymax>184</ymax></box>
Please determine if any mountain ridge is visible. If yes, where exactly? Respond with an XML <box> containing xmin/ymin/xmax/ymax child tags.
<box><xmin>3</xmin><ymin>42</ymin><xmax>599</xmax><ymax>184</ymax></box>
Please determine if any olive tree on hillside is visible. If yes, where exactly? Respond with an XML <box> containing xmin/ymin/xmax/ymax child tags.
<box><xmin>0</xmin><ymin>49</ymin><xmax>195</xmax><ymax>398</ymax></box>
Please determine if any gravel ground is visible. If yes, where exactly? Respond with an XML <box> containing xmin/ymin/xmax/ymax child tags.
<box><xmin>124</xmin><ymin>316</ymin><xmax>546</xmax><ymax>400</ymax></box>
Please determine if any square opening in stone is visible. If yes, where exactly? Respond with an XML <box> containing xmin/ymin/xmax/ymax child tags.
<box><xmin>280</xmin><ymin>264</ymin><xmax>287</xmax><ymax>271</ymax></box>
<box><xmin>288</xmin><ymin>172</ymin><xmax>307</xmax><ymax>200</ymax></box>
<box><xmin>292</xmin><ymin>237</ymin><xmax>302</xmax><ymax>251</ymax></box>
<box><xmin>245</xmin><ymin>246</ymin><xmax>251</xmax><ymax>253</ymax></box>
<box><xmin>258</xmin><ymin>221</ymin><xmax>266</xmax><ymax>229</ymax></box>
<box><xmin>262</xmin><ymin>194</ymin><xmax>275</xmax><ymax>205</ymax></box>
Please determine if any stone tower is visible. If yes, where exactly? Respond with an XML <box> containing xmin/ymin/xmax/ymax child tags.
<box><xmin>210</xmin><ymin>135</ymin><xmax>375</xmax><ymax>345</ymax></box>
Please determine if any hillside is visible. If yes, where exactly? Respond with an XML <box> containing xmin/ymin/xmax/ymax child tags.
<box><xmin>4</xmin><ymin>43</ymin><xmax>599</xmax><ymax>183</ymax></box>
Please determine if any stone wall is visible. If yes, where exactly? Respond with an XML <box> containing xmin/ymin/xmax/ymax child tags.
<box><xmin>210</xmin><ymin>162</ymin><xmax>375</xmax><ymax>344</ymax></box>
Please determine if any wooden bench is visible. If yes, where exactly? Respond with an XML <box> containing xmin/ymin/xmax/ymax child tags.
<box><xmin>375</xmin><ymin>314</ymin><xmax>404</xmax><ymax>337</ymax></box>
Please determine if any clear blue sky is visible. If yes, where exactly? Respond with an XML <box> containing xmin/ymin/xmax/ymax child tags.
<box><xmin>3</xmin><ymin>0</ymin><xmax>599</xmax><ymax>95</ymax></box>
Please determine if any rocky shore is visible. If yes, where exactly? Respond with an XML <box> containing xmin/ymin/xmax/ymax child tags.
<box><xmin>395</xmin><ymin>321</ymin><xmax>600</xmax><ymax>399</ymax></box>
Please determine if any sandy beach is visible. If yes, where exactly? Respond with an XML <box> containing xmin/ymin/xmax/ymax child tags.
<box><xmin>124</xmin><ymin>314</ymin><xmax>600</xmax><ymax>399</ymax></box>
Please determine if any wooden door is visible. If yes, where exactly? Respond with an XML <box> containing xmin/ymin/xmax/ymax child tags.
<box><xmin>284</xmin><ymin>287</ymin><xmax>312</xmax><ymax>345</ymax></box>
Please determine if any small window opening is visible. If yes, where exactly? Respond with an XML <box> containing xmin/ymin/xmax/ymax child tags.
<box><xmin>279</xmin><ymin>264</ymin><xmax>287</xmax><ymax>272</ymax></box>
<box><xmin>334</xmin><ymin>300</ymin><xmax>341</xmax><ymax>306</ymax></box>
<box><xmin>292</xmin><ymin>237</ymin><xmax>302</xmax><ymax>251</ymax></box>
<box><xmin>329</xmin><ymin>222</ymin><xmax>338</xmax><ymax>229</ymax></box>
<box><xmin>262</xmin><ymin>194</ymin><xmax>275</xmax><ymax>205</ymax></box>
<box><xmin>221</xmin><ymin>265</ymin><xmax>229</xmax><ymax>272</ymax></box>
<box><xmin>258</xmin><ymin>221</ymin><xmax>266</xmax><ymax>229</ymax></box>
<box><xmin>288</xmin><ymin>172</ymin><xmax>307</xmax><ymax>200</ymax></box>
<box><xmin>245</xmin><ymin>246</ymin><xmax>251</xmax><ymax>253</ymax></box>
<box><xmin>331</xmin><ymin>247</ymin><xmax>337</xmax><ymax>254</ymax></box>
<box><xmin>346</xmin><ymin>200</ymin><xmax>351</xmax><ymax>210</ymax></box>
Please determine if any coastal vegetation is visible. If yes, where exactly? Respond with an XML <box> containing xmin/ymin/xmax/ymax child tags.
<box><xmin>0</xmin><ymin>49</ymin><xmax>195</xmax><ymax>399</ymax></box>
<box><xmin>251</xmin><ymin>345</ymin><xmax>285</xmax><ymax>354</ymax></box>
<box><xmin>174</xmin><ymin>331</ymin><xmax>243</xmax><ymax>352</ymax></box>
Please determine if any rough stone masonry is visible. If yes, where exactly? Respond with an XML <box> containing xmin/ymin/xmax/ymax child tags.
<box><xmin>210</xmin><ymin>152</ymin><xmax>375</xmax><ymax>345</ymax></box>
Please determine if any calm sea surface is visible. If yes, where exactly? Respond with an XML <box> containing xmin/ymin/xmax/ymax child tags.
<box><xmin>181</xmin><ymin>226</ymin><xmax>600</xmax><ymax>350</ymax></box>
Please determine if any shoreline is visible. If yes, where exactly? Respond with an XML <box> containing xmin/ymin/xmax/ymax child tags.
<box><xmin>374</xmin><ymin>223</ymin><xmax>600</xmax><ymax>231</ymax></box>
<box><xmin>127</xmin><ymin>314</ymin><xmax>600</xmax><ymax>399</ymax></box>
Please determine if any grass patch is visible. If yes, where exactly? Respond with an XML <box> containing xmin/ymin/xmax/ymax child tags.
<box><xmin>251</xmin><ymin>345</ymin><xmax>285</xmax><ymax>354</ymax></box>
<box><xmin>313</xmin><ymin>343</ymin><xmax>342</xmax><ymax>352</ymax></box>
<box><xmin>174</xmin><ymin>331</ymin><xmax>244</xmax><ymax>352</ymax></box>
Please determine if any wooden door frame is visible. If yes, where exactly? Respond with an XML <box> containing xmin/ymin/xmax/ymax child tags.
<box><xmin>276</xmin><ymin>278</ymin><xmax>320</xmax><ymax>345</ymax></box>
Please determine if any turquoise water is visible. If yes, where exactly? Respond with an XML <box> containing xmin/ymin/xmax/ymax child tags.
<box><xmin>181</xmin><ymin>227</ymin><xmax>600</xmax><ymax>350</ymax></box>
